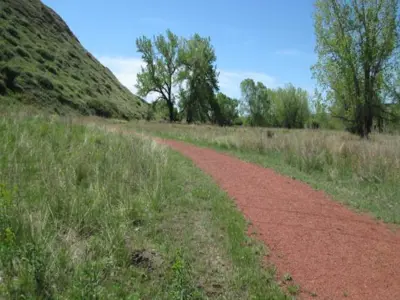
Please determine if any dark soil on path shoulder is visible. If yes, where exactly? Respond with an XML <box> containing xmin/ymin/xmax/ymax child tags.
<box><xmin>160</xmin><ymin>138</ymin><xmax>400</xmax><ymax>300</ymax></box>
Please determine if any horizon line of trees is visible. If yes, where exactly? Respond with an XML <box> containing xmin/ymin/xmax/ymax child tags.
<box><xmin>136</xmin><ymin>0</ymin><xmax>400</xmax><ymax>137</ymax></box>
<box><xmin>135</xmin><ymin>30</ymin><xmax>315</xmax><ymax>129</ymax></box>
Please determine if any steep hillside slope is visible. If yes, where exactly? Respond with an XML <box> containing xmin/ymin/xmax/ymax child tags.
<box><xmin>0</xmin><ymin>0</ymin><xmax>147</xmax><ymax>119</ymax></box>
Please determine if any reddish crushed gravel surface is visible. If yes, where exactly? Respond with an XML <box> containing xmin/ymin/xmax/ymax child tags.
<box><xmin>159</xmin><ymin>138</ymin><xmax>400</xmax><ymax>300</ymax></box>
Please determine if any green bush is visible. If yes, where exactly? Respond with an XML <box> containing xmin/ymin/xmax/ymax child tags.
<box><xmin>3</xmin><ymin>34</ymin><xmax>18</xmax><ymax>46</ymax></box>
<box><xmin>45</xmin><ymin>65</ymin><xmax>57</xmax><ymax>75</ymax></box>
<box><xmin>0</xmin><ymin>46</ymin><xmax>15</xmax><ymax>61</ymax></box>
<box><xmin>6</xmin><ymin>26</ymin><xmax>20</xmax><ymax>39</ymax></box>
<box><xmin>0</xmin><ymin>80</ymin><xmax>7</xmax><ymax>95</ymax></box>
<box><xmin>37</xmin><ymin>75</ymin><xmax>54</xmax><ymax>90</ymax></box>
<box><xmin>14</xmin><ymin>72</ymin><xmax>38</xmax><ymax>90</ymax></box>
<box><xmin>15</xmin><ymin>46</ymin><xmax>30</xmax><ymax>59</ymax></box>
<box><xmin>0</xmin><ymin>65</ymin><xmax>22</xmax><ymax>92</ymax></box>
<box><xmin>71</xmin><ymin>73</ymin><xmax>81</xmax><ymax>81</ymax></box>
<box><xmin>36</xmin><ymin>48</ymin><xmax>55</xmax><ymax>62</ymax></box>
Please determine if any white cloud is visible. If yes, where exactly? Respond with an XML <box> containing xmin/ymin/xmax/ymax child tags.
<box><xmin>219</xmin><ymin>70</ymin><xmax>279</xmax><ymax>99</ymax></box>
<box><xmin>98</xmin><ymin>55</ymin><xmax>280</xmax><ymax>101</ymax></box>
<box><xmin>97</xmin><ymin>55</ymin><xmax>159</xmax><ymax>102</ymax></box>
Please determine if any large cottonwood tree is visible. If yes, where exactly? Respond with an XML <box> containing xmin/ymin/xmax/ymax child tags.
<box><xmin>313</xmin><ymin>0</ymin><xmax>399</xmax><ymax>137</ymax></box>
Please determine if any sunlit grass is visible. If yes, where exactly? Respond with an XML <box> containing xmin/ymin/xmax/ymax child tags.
<box><xmin>0</xmin><ymin>115</ymin><xmax>287</xmax><ymax>299</ymax></box>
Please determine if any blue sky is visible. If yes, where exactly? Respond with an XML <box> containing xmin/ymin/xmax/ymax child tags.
<box><xmin>42</xmin><ymin>0</ymin><xmax>317</xmax><ymax>100</ymax></box>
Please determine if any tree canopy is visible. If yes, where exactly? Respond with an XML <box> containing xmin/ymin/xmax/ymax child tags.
<box><xmin>178</xmin><ymin>34</ymin><xmax>220</xmax><ymax>124</ymax></box>
<box><xmin>313</xmin><ymin>0</ymin><xmax>400</xmax><ymax>137</ymax></box>
<box><xmin>136</xmin><ymin>30</ymin><xmax>182</xmax><ymax>122</ymax></box>
<box><xmin>136</xmin><ymin>14</ymin><xmax>400</xmax><ymax>133</ymax></box>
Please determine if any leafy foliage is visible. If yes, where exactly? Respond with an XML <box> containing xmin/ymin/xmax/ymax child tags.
<box><xmin>240</xmin><ymin>79</ymin><xmax>271</xmax><ymax>126</ymax></box>
<box><xmin>239</xmin><ymin>79</ymin><xmax>310</xmax><ymax>128</ymax></box>
<box><xmin>178</xmin><ymin>34</ymin><xmax>220</xmax><ymax>124</ymax></box>
<box><xmin>272</xmin><ymin>84</ymin><xmax>310</xmax><ymax>129</ymax></box>
<box><xmin>136</xmin><ymin>30</ymin><xmax>182</xmax><ymax>121</ymax></box>
<box><xmin>313</xmin><ymin>0</ymin><xmax>400</xmax><ymax>137</ymax></box>
<box><xmin>214</xmin><ymin>93</ymin><xmax>240</xmax><ymax>125</ymax></box>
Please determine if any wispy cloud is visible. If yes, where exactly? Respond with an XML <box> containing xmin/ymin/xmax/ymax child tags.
<box><xmin>98</xmin><ymin>55</ymin><xmax>281</xmax><ymax>101</ymax></box>
<box><xmin>97</xmin><ymin>55</ymin><xmax>159</xmax><ymax>102</ymax></box>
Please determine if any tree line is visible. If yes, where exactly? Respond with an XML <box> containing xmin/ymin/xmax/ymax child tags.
<box><xmin>136</xmin><ymin>0</ymin><xmax>400</xmax><ymax>137</ymax></box>
<box><xmin>135</xmin><ymin>30</ymin><xmax>312</xmax><ymax>128</ymax></box>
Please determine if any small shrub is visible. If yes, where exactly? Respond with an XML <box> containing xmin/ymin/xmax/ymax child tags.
<box><xmin>84</xmin><ymin>87</ymin><xmax>95</xmax><ymax>97</ymax></box>
<box><xmin>37</xmin><ymin>75</ymin><xmax>54</xmax><ymax>90</ymax></box>
<box><xmin>38</xmin><ymin>64</ymin><xmax>47</xmax><ymax>72</ymax></box>
<box><xmin>3</xmin><ymin>7</ymin><xmax>12</xmax><ymax>15</ymax></box>
<box><xmin>68</xmin><ymin>50</ymin><xmax>80</xmax><ymax>60</ymax></box>
<box><xmin>4</xmin><ymin>34</ymin><xmax>18</xmax><ymax>46</ymax></box>
<box><xmin>15</xmin><ymin>46</ymin><xmax>30</xmax><ymax>58</ymax></box>
<box><xmin>0</xmin><ymin>65</ymin><xmax>22</xmax><ymax>92</ymax></box>
<box><xmin>233</xmin><ymin>118</ymin><xmax>244</xmax><ymax>126</ymax></box>
<box><xmin>87</xmin><ymin>97</ymin><xmax>116</xmax><ymax>118</ymax></box>
<box><xmin>90</xmin><ymin>75</ymin><xmax>99</xmax><ymax>83</ymax></box>
<box><xmin>45</xmin><ymin>65</ymin><xmax>57</xmax><ymax>75</ymax></box>
<box><xmin>71</xmin><ymin>73</ymin><xmax>81</xmax><ymax>81</ymax></box>
<box><xmin>287</xmin><ymin>284</ymin><xmax>300</xmax><ymax>295</ymax></box>
<box><xmin>36</xmin><ymin>48</ymin><xmax>55</xmax><ymax>61</ymax></box>
<box><xmin>0</xmin><ymin>11</ymin><xmax>7</xmax><ymax>20</ymax></box>
<box><xmin>19</xmin><ymin>18</ymin><xmax>30</xmax><ymax>27</ymax></box>
<box><xmin>6</xmin><ymin>26</ymin><xmax>20</xmax><ymax>39</ymax></box>
<box><xmin>14</xmin><ymin>72</ymin><xmax>38</xmax><ymax>89</ymax></box>
<box><xmin>266</xmin><ymin>130</ymin><xmax>274</xmax><ymax>138</ymax></box>
<box><xmin>0</xmin><ymin>80</ymin><xmax>7</xmax><ymax>95</ymax></box>
<box><xmin>0</xmin><ymin>47</ymin><xmax>15</xmax><ymax>61</ymax></box>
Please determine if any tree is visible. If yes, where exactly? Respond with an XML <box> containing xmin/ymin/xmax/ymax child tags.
<box><xmin>309</xmin><ymin>89</ymin><xmax>328</xmax><ymax>128</ymax></box>
<box><xmin>313</xmin><ymin>0</ymin><xmax>400</xmax><ymax>137</ymax></box>
<box><xmin>273</xmin><ymin>84</ymin><xmax>310</xmax><ymax>129</ymax></box>
<box><xmin>135</xmin><ymin>29</ymin><xmax>182</xmax><ymax>122</ymax></box>
<box><xmin>215</xmin><ymin>93</ymin><xmax>239</xmax><ymax>125</ymax></box>
<box><xmin>240</xmin><ymin>79</ymin><xmax>271</xmax><ymax>126</ymax></box>
<box><xmin>178</xmin><ymin>34</ymin><xmax>219</xmax><ymax>124</ymax></box>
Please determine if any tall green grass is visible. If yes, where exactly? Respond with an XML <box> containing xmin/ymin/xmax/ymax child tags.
<box><xmin>128</xmin><ymin>121</ymin><xmax>400</xmax><ymax>224</ymax></box>
<box><xmin>0</xmin><ymin>115</ymin><xmax>287</xmax><ymax>299</ymax></box>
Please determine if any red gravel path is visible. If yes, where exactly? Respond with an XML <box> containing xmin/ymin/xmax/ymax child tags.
<box><xmin>160</xmin><ymin>138</ymin><xmax>400</xmax><ymax>300</ymax></box>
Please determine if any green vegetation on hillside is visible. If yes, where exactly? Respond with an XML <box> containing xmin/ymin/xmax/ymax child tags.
<box><xmin>0</xmin><ymin>0</ymin><xmax>147</xmax><ymax>119</ymax></box>
<box><xmin>128</xmin><ymin>122</ymin><xmax>400</xmax><ymax>224</ymax></box>
<box><xmin>0</xmin><ymin>115</ymin><xmax>288</xmax><ymax>299</ymax></box>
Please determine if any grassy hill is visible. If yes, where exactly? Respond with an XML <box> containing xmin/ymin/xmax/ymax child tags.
<box><xmin>0</xmin><ymin>0</ymin><xmax>147</xmax><ymax>119</ymax></box>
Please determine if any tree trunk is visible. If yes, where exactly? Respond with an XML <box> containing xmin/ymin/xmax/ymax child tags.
<box><xmin>186</xmin><ymin>109</ymin><xmax>193</xmax><ymax>124</ymax></box>
<box><xmin>167</xmin><ymin>100</ymin><xmax>174</xmax><ymax>122</ymax></box>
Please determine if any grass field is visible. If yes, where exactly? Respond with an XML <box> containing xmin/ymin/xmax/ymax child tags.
<box><xmin>127</xmin><ymin>121</ymin><xmax>400</xmax><ymax>224</ymax></box>
<box><xmin>0</xmin><ymin>115</ymin><xmax>289</xmax><ymax>299</ymax></box>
